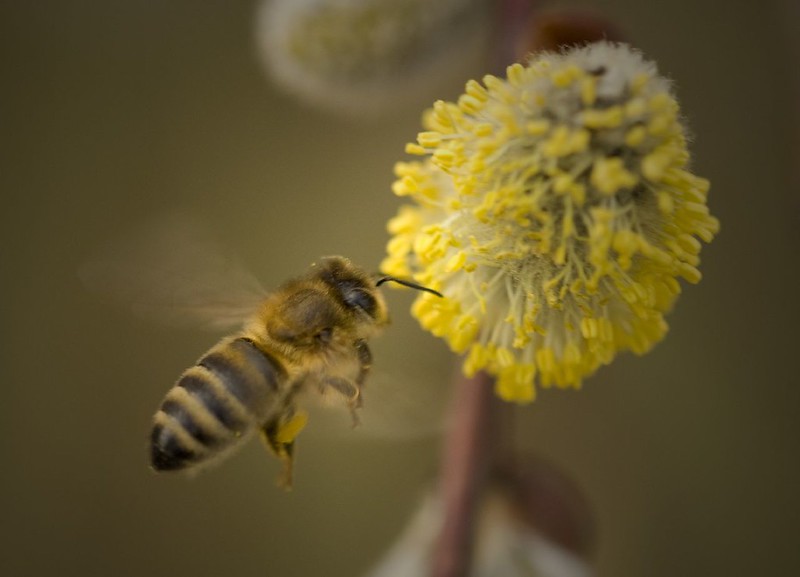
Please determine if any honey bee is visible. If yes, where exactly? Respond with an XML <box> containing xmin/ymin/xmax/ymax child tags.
<box><xmin>148</xmin><ymin>255</ymin><xmax>441</xmax><ymax>487</ymax></box>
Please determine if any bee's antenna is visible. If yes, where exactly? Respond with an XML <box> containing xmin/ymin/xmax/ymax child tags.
<box><xmin>375</xmin><ymin>276</ymin><xmax>444</xmax><ymax>298</ymax></box>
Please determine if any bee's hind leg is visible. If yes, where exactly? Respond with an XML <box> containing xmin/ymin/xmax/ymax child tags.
<box><xmin>260</xmin><ymin>409</ymin><xmax>308</xmax><ymax>490</ymax></box>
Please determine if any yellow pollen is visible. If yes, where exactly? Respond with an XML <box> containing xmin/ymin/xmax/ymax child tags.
<box><xmin>582</xmin><ymin>106</ymin><xmax>624</xmax><ymax>129</ymax></box>
<box><xmin>384</xmin><ymin>42</ymin><xmax>718</xmax><ymax>403</ymax></box>
<box><xmin>590</xmin><ymin>157</ymin><xmax>639</xmax><ymax>195</ymax></box>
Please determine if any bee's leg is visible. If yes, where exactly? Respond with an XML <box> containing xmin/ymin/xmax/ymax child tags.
<box><xmin>259</xmin><ymin>409</ymin><xmax>308</xmax><ymax>490</ymax></box>
<box><xmin>336</xmin><ymin>339</ymin><xmax>372</xmax><ymax>427</ymax></box>
<box><xmin>324</xmin><ymin>377</ymin><xmax>362</xmax><ymax>427</ymax></box>
<box><xmin>354</xmin><ymin>339</ymin><xmax>372</xmax><ymax>392</ymax></box>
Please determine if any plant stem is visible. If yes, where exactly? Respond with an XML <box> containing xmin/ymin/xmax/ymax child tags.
<box><xmin>494</xmin><ymin>0</ymin><xmax>534</xmax><ymax>70</ymax></box>
<box><xmin>431</xmin><ymin>370</ymin><xmax>496</xmax><ymax>577</ymax></box>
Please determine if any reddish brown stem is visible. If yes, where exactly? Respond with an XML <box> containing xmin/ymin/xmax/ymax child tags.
<box><xmin>431</xmin><ymin>370</ymin><xmax>496</xmax><ymax>577</ymax></box>
<box><xmin>494</xmin><ymin>0</ymin><xmax>534</xmax><ymax>70</ymax></box>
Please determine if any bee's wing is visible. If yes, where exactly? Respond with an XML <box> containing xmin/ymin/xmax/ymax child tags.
<box><xmin>80</xmin><ymin>214</ymin><xmax>267</xmax><ymax>331</ymax></box>
<box><xmin>356</xmin><ymin>370</ymin><xmax>448</xmax><ymax>440</ymax></box>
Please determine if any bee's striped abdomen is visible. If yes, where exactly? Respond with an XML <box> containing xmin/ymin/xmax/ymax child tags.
<box><xmin>150</xmin><ymin>337</ymin><xmax>286</xmax><ymax>472</ymax></box>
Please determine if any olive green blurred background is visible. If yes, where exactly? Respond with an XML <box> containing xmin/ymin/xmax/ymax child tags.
<box><xmin>2</xmin><ymin>1</ymin><xmax>798</xmax><ymax>576</ymax></box>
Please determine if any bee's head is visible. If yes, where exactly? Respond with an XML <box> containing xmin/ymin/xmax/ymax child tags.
<box><xmin>315</xmin><ymin>256</ymin><xmax>390</xmax><ymax>327</ymax></box>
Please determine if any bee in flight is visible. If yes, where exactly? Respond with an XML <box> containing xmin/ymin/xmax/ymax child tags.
<box><xmin>149</xmin><ymin>256</ymin><xmax>442</xmax><ymax>488</ymax></box>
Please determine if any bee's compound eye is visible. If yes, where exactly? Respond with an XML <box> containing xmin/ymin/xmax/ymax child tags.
<box><xmin>343</xmin><ymin>288</ymin><xmax>377</xmax><ymax>317</ymax></box>
<box><xmin>316</xmin><ymin>328</ymin><xmax>333</xmax><ymax>344</ymax></box>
